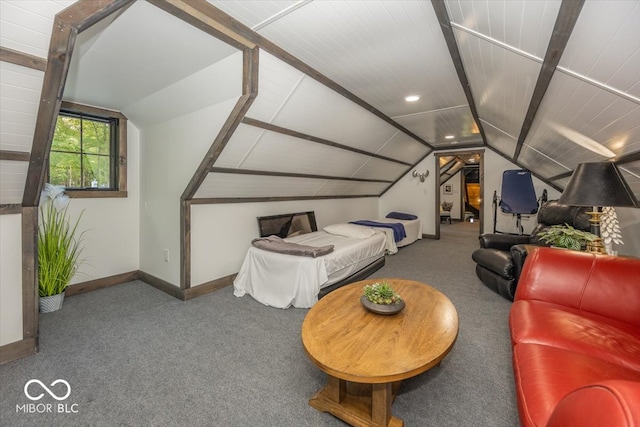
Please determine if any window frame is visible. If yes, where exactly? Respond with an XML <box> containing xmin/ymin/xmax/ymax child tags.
<box><xmin>51</xmin><ymin>101</ymin><xmax>127</xmax><ymax>198</ymax></box>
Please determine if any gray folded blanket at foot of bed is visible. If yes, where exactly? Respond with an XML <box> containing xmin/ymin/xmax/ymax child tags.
<box><xmin>251</xmin><ymin>235</ymin><xmax>334</xmax><ymax>258</ymax></box>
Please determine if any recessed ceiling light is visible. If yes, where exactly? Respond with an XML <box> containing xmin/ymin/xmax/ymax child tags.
<box><xmin>405</xmin><ymin>95</ymin><xmax>420</xmax><ymax>102</ymax></box>
<box><xmin>445</xmin><ymin>135</ymin><xmax>455</xmax><ymax>139</ymax></box>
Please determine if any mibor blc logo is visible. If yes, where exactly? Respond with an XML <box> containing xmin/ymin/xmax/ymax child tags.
<box><xmin>16</xmin><ymin>379</ymin><xmax>79</xmax><ymax>414</ymax></box>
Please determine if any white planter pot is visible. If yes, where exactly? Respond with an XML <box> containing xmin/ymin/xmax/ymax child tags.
<box><xmin>40</xmin><ymin>292</ymin><xmax>65</xmax><ymax>313</ymax></box>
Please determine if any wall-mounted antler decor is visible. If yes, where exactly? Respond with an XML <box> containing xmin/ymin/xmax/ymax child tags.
<box><xmin>412</xmin><ymin>169</ymin><xmax>429</xmax><ymax>182</ymax></box>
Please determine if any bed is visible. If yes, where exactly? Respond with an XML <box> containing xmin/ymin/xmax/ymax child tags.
<box><xmin>351</xmin><ymin>216</ymin><xmax>422</xmax><ymax>254</ymax></box>
<box><xmin>233</xmin><ymin>211</ymin><xmax>420</xmax><ymax>308</ymax></box>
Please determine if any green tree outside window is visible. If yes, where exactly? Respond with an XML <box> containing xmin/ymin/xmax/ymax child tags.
<box><xmin>49</xmin><ymin>112</ymin><xmax>115</xmax><ymax>189</ymax></box>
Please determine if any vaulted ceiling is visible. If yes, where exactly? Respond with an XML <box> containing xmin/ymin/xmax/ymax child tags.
<box><xmin>1</xmin><ymin>0</ymin><xmax>639</xmax><ymax>206</ymax></box>
<box><xmin>207</xmin><ymin>0</ymin><xmax>640</xmax><ymax>196</ymax></box>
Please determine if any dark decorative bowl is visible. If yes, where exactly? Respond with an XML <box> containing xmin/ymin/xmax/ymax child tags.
<box><xmin>360</xmin><ymin>296</ymin><xmax>405</xmax><ymax>315</ymax></box>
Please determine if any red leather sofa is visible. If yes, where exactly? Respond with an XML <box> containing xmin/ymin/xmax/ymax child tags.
<box><xmin>510</xmin><ymin>247</ymin><xmax>640</xmax><ymax>427</ymax></box>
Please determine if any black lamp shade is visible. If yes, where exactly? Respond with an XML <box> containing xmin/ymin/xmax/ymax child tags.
<box><xmin>558</xmin><ymin>162</ymin><xmax>639</xmax><ymax>208</ymax></box>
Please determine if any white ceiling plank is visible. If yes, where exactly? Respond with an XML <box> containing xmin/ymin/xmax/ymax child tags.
<box><xmin>0</xmin><ymin>62</ymin><xmax>43</xmax><ymax>153</ymax></box>
<box><xmin>215</xmin><ymin>124</ymin><xmax>266</xmax><ymax>169</ymax></box>
<box><xmin>254</xmin><ymin>0</ymin><xmax>468</xmax><ymax>118</ymax></box>
<box><xmin>272</xmin><ymin>76</ymin><xmax>399</xmax><ymax>153</ymax></box>
<box><xmin>375</xmin><ymin>132</ymin><xmax>431</xmax><ymax>164</ymax></box>
<box><xmin>352</xmin><ymin>159</ymin><xmax>407</xmax><ymax>182</ymax></box>
<box><xmin>0</xmin><ymin>62</ymin><xmax>44</xmax><ymax>89</ymax></box>
<box><xmin>0</xmin><ymin>0</ymin><xmax>67</xmax><ymax>58</ymax></box>
<box><xmin>246</xmin><ymin>52</ymin><xmax>306</xmax><ymax>123</ymax></box>
<box><xmin>620</xmin><ymin>167</ymin><xmax>640</xmax><ymax>198</ymax></box>
<box><xmin>482</xmin><ymin>121</ymin><xmax>516</xmax><ymax>159</ymax></box>
<box><xmin>518</xmin><ymin>144</ymin><xmax>571</xmax><ymax>179</ymax></box>
<box><xmin>0</xmin><ymin>160</ymin><xmax>28</xmax><ymax>204</ymax></box>
<box><xmin>559</xmin><ymin>0</ymin><xmax>640</xmax><ymax>97</ymax></box>
<box><xmin>2</xmin><ymin>0</ymin><xmax>638</xmax><ymax>203</ymax></box>
<box><xmin>621</xmin><ymin>162</ymin><xmax>640</xmax><ymax>183</ymax></box>
<box><xmin>236</xmin><ymin>130</ymin><xmax>394</xmax><ymax>180</ymax></box>
<box><xmin>455</xmin><ymin>28</ymin><xmax>542</xmax><ymax>140</ymax></box>
<box><xmin>315</xmin><ymin>181</ymin><xmax>387</xmax><ymax>197</ymax></box>
<box><xmin>524</xmin><ymin>72</ymin><xmax>640</xmax><ymax>168</ymax></box>
<box><xmin>446</xmin><ymin>0</ymin><xmax>561</xmax><ymax>59</ymax></box>
<box><xmin>195</xmin><ymin>173</ymin><xmax>326</xmax><ymax>199</ymax></box>
<box><xmin>394</xmin><ymin>105</ymin><xmax>482</xmax><ymax>146</ymax></box>
<box><xmin>207</xmin><ymin>1</ymin><xmax>300</xmax><ymax>29</ymax></box>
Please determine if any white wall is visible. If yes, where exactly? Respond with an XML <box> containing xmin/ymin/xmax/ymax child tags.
<box><xmin>0</xmin><ymin>214</ymin><xmax>23</xmax><ymax>346</ymax></box>
<box><xmin>379</xmin><ymin>156</ymin><xmax>436</xmax><ymax>235</ymax></box>
<box><xmin>190</xmin><ymin>198</ymin><xmax>378</xmax><ymax>285</ymax></box>
<box><xmin>139</xmin><ymin>97</ymin><xmax>241</xmax><ymax>286</ymax></box>
<box><xmin>65</xmin><ymin>121</ymin><xmax>141</xmax><ymax>285</ymax></box>
<box><xmin>0</xmin><ymin>122</ymin><xmax>141</xmax><ymax>347</ymax></box>
<box><xmin>138</xmin><ymin>51</ymin><xmax>242</xmax><ymax>286</ymax></box>
<box><xmin>440</xmin><ymin>171</ymin><xmax>462</xmax><ymax>220</ymax></box>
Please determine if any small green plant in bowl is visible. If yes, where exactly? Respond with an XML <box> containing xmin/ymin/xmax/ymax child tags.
<box><xmin>536</xmin><ymin>224</ymin><xmax>597</xmax><ymax>250</ymax></box>
<box><xmin>363</xmin><ymin>281</ymin><xmax>402</xmax><ymax>305</ymax></box>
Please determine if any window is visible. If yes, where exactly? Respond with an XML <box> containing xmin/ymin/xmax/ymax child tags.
<box><xmin>49</xmin><ymin>102</ymin><xmax>127</xmax><ymax>197</ymax></box>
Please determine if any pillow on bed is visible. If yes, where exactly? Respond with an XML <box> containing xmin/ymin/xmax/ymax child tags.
<box><xmin>386</xmin><ymin>211</ymin><xmax>418</xmax><ymax>220</ymax></box>
<box><xmin>323</xmin><ymin>223</ymin><xmax>377</xmax><ymax>238</ymax></box>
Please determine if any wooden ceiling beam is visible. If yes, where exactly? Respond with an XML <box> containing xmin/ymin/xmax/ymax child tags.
<box><xmin>0</xmin><ymin>204</ymin><xmax>23</xmax><ymax>215</ymax></box>
<box><xmin>432</xmin><ymin>143</ymin><xmax>485</xmax><ymax>152</ymax></box>
<box><xmin>57</xmin><ymin>0</ymin><xmax>136</xmax><ymax>32</ymax></box>
<box><xmin>612</xmin><ymin>151</ymin><xmax>640</xmax><ymax>165</ymax></box>
<box><xmin>0</xmin><ymin>47</ymin><xmax>46</xmax><ymax>71</ymax></box>
<box><xmin>431</xmin><ymin>0</ymin><xmax>490</xmax><ymax>150</ymax></box>
<box><xmin>513</xmin><ymin>0</ymin><xmax>585</xmax><ymax>161</ymax></box>
<box><xmin>179</xmin><ymin>46</ymin><xmax>259</xmax><ymax>289</ymax></box>
<box><xmin>181</xmin><ymin>47</ymin><xmax>259</xmax><ymax>202</ymax></box>
<box><xmin>22</xmin><ymin>0</ymin><xmax>136</xmax><ymax>207</ymax></box>
<box><xmin>548</xmin><ymin>152</ymin><xmax>640</xmax><ymax>182</ymax></box>
<box><xmin>146</xmin><ymin>0</ymin><xmax>255</xmax><ymax>50</ymax></box>
<box><xmin>439</xmin><ymin>157</ymin><xmax>458</xmax><ymax>175</ymax></box>
<box><xmin>0</xmin><ymin>151</ymin><xmax>31</xmax><ymax>162</ymax></box>
<box><xmin>190</xmin><ymin>194</ymin><xmax>379</xmax><ymax>205</ymax></box>
<box><xmin>210</xmin><ymin>167</ymin><xmax>393</xmax><ymax>184</ymax></box>
<box><xmin>548</xmin><ymin>171</ymin><xmax>573</xmax><ymax>181</ymax></box>
<box><xmin>22</xmin><ymin>22</ymin><xmax>77</xmax><ymax>207</ymax></box>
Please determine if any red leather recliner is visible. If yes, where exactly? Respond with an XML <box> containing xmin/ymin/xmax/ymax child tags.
<box><xmin>509</xmin><ymin>247</ymin><xmax>640</xmax><ymax>427</ymax></box>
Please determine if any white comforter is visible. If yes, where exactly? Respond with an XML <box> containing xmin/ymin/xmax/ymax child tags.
<box><xmin>367</xmin><ymin>218</ymin><xmax>422</xmax><ymax>253</ymax></box>
<box><xmin>233</xmin><ymin>230</ymin><xmax>386</xmax><ymax>308</ymax></box>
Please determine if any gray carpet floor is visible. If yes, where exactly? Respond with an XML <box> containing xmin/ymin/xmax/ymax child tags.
<box><xmin>0</xmin><ymin>221</ymin><xmax>518</xmax><ymax>426</ymax></box>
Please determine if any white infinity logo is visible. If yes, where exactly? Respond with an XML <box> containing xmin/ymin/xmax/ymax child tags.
<box><xmin>24</xmin><ymin>379</ymin><xmax>71</xmax><ymax>401</ymax></box>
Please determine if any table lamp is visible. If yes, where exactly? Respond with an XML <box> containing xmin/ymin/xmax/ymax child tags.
<box><xmin>558</xmin><ymin>162</ymin><xmax>639</xmax><ymax>254</ymax></box>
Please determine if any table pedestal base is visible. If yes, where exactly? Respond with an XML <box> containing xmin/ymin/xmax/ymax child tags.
<box><xmin>309</xmin><ymin>376</ymin><xmax>403</xmax><ymax>427</ymax></box>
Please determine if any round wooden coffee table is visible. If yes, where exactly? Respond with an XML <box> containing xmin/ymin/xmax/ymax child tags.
<box><xmin>301</xmin><ymin>278</ymin><xmax>458</xmax><ymax>427</ymax></box>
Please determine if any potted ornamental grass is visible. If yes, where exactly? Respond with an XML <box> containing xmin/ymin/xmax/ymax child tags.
<box><xmin>361</xmin><ymin>281</ymin><xmax>405</xmax><ymax>315</ymax></box>
<box><xmin>536</xmin><ymin>224</ymin><xmax>597</xmax><ymax>251</ymax></box>
<box><xmin>38</xmin><ymin>184</ymin><xmax>85</xmax><ymax>312</ymax></box>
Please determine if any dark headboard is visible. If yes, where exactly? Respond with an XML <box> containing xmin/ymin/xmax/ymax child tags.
<box><xmin>257</xmin><ymin>211</ymin><xmax>318</xmax><ymax>238</ymax></box>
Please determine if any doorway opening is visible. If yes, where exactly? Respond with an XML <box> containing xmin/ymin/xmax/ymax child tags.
<box><xmin>435</xmin><ymin>150</ymin><xmax>484</xmax><ymax>240</ymax></box>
